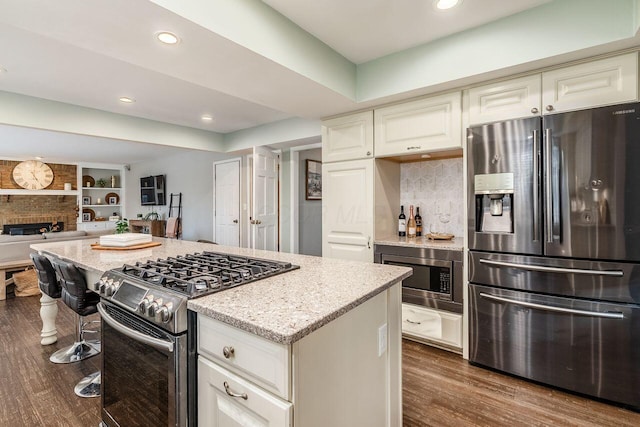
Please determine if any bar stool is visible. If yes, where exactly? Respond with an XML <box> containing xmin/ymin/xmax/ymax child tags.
<box><xmin>30</xmin><ymin>253</ymin><xmax>61</xmax><ymax>299</ymax></box>
<box><xmin>50</xmin><ymin>257</ymin><xmax>101</xmax><ymax>398</ymax></box>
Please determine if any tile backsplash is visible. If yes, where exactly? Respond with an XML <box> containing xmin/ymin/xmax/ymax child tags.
<box><xmin>400</xmin><ymin>158</ymin><xmax>464</xmax><ymax>237</ymax></box>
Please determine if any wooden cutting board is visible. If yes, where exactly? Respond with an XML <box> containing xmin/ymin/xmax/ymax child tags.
<box><xmin>90</xmin><ymin>241</ymin><xmax>162</xmax><ymax>251</ymax></box>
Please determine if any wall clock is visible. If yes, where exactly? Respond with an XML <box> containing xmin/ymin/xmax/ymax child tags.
<box><xmin>12</xmin><ymin>160</ymin><xmax>54</xmax><ymax>190</ymax></box>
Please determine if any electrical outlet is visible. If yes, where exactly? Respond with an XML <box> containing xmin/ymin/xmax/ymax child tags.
<box><xmin>378</xmin><ymin>323</ymin><xmax>387</xmax><ymax>357</ymax></box>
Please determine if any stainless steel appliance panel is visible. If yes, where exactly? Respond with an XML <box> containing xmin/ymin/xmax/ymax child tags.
<box><xmin>99</xmin><ymin>301</ymin><xmax>187</xmax><ymax>427</ymax></box>
<box><xmin>374</xmin><ymin>244</ymin><xmax>463</xmax><ymax>313</ymax></box>
<box><xmin>467</xmin><ymin>117</ymin><xmax>542</xmax><ymax>255</ymax></box>
<box><xmin>543</xmin><ymin>103</ymin><xmax>640</xmax><ymax>261</ymax></box>
<box><xmin>469</xmin><ymin>251</ymin><xmax>640</xmax><ymax>305</ymax></box>
<box><xmin>469</xmin><ymin>283</ymin><xmax>640</xmax><ymax>408</ymax></box>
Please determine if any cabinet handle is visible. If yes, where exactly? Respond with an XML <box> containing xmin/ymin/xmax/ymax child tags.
<box><xmin>406</xmin><ymin>146</ymin><xmax>422</xmax><ymax>151</ymax></box>
<box><xmin>406</xmin><ymin>319</ymin><xmax>422</xmax><ymax>325</ymax></box>
<box><xmin>531</xmin><ymin>107</ymin><xmax>539</xmax><ymax>114</ymax></box>
<box><xmin>222</xmin><ymin>346</ymin><xmax>235</xmax><ymax>359</ymax></box>
<box><xmin>367</xmin><ymin>236</ymin><xmax>371</xmax><ymax>249</ymax></box>
<box><xmin>223</xmin><ymin>381</ymin><xmax>248</xmax><ymax>400</ymax></box>
<box><xmin>545</xmin><ymin>105</ymin><xmax>554</xmax><ymax>112</ymax></box>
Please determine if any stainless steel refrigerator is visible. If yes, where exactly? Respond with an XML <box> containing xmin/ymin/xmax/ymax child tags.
<box><xmin>467</xmin><ymin>102</ymin><xmax>640</xmax><ymax>409</ymax></box>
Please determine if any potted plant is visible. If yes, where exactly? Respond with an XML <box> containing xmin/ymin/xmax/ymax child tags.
<box><xmin>96</xmin><ymin>178</ymin><xmax>107</xmax><ymax>188</ymax></box>
<box><xmin>115</xmin><ymin>219</ymin><xmax>129</xmax><ymax>234</ymax></box>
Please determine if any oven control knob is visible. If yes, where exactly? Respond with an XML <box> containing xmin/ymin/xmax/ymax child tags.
<box><xmin>138</xmin><ymin>296</ymin><xmax>153</xmax><ymax>314</ymax></box>
<box><xmin>105</xmin><ymin>285</ymin><xmax>115</xmax><ymax>297</ymax></box>
<box><xmin>155</xmin><ymin>304</ymin><xmax>173</xmax><ymax>323</ymax></box>
<box><xmin>98</xmin><ymin>280</ymin><xmax>107</xmax><ymax>295</ymax></box>
<box><xmin>148</xmin><ymin>298</ymin><xmax>162</xmax><ymax>317</ymax></box>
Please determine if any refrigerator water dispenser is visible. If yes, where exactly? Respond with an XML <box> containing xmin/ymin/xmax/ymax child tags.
<box><xmin>474</xmin><ymin>173</ymin><xmax>514</xmax><ymax>233</ymax></box>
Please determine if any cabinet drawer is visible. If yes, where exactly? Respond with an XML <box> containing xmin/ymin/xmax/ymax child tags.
<box><xmin>402</xmin><ymin>303</ymin><xmax>461</xmax><ymax>348</ymax></box>
<box><xmin>198</xmin><ymin>357</ymin><xmax>292</xmax><ymax>427</ymax></box>
<box><xmin>78</xmin><ymin>221</ymin><xmax>114</xmax><ymax>231</ymax></box>
<box><xmin>198</xmin><ymin>315</ymin><xmax>290</xmax><ymax>400</ymax></box>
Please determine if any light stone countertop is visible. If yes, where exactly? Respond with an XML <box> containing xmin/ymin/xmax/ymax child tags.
<box><xmin>31</xmin><ymin>237</ymin><xmax>412</xmax><ymax>344</ymax></box>
<box><xmin>375</xmin><ymin>235</ymin><xmax>464</xmax><ymax>251</ymax></box>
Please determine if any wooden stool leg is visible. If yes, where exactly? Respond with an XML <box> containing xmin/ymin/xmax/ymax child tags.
<box><xmin>40</xmin><ymin>291</ymin><xmax>58</xmax><ymax>345</ymax></box>
<box><xmin>0</xmin><ymin>268</ymin><xmax>6</xmax><ymax>301</ymax></box>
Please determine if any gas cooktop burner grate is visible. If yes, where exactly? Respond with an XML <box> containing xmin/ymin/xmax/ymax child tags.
<box><xmin>117</xmin><ymin>251</ymin><xmax>299</xmax><ymax>298</ymax></box>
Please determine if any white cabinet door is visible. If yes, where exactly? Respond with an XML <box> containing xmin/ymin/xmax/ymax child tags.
<box><xmin>374</xmin><ymin>92</ymin><xmax>461</xmax><ymax>157</ymax></box>
<box><xmin>322</xmin><ymin>159</ymin><xmax>373</xmax><ymax>262</ymax></box>
<box><xmin>322</xmin><ymin>111</ymin><xmax>374</xmax><ymax>163</ymax></box>
<box><xmin>468</xmin><ymin>75</ymin><xmax>542</xmax><ymax>125</ymax></box>
<box><xmin>198</xmin><ymin>357</ymin><xmax>292</xmax><ymax>427</ymax></box>
<box><xmin>542</xmin><ymin>52</ymin><xmax>638</xmax><ymax>114</ymax></box>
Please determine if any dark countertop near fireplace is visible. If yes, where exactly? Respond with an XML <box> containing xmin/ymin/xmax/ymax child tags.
<box><xmin>31</xmin><ymin>238</ymin><xmax>411</xmax><ymax>344</ymax></box>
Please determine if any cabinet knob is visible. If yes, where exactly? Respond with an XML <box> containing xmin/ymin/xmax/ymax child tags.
<box><xmin>366</xmin><ymin>151</ymin><xmax>371</xmax><ymax>156</ymax></box>
<box><xmin>223</xmin><ymin>346</ymin><xmax>235</xmax><ymax>359</ymax></box>
<box><xmin>531</xmin><ymin>107</ymin><xmax>539</xmax><ymax>114</ymax></box>
<box><xmin>233</xmin><ymin>219</ymin><xmax>238</xmax><ymax>224</ymax></box>
<box><xmin>545</xmin><ymin>105</ymin><xmax>554</xmax><ymax>112</ymax></box>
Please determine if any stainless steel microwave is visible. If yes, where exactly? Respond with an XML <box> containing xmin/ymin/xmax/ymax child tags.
<box><xmin>374</xmin><ymin>244</ymin><xmax>463</xmax><ymax>314</ymax></box>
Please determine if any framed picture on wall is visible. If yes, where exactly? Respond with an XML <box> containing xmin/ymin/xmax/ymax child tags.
<box><xmin>305</xmin><ymin>159</ymin><xmax>322</xmax><ymax>200</ymax></box>
<box><xmin>82</xmin><ymin>196</ymin><xmax>91</xmax><ymax>205</ymax></box>
<box><xmin>82</xmin><ymin>213</ymin><xmax>91</xmax><ymax>222</ymax></box>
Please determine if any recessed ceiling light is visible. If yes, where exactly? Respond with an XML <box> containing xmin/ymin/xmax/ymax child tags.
<box><xmin>156</xmin><ymin>31</ymin><xmax>180</xmax><ymax>45</ymax></box>
<box><xmin>201</xmin><ymin>115</ymin><xmax>213</xmax><ymax>122</ymax></box>
<box><xmin>434</xmin><ymin>0</ymin><xmax>461</xmax><ymax>10</ymax></box>
<box><xmin>0</xmin><ymin>67</ymin><xmax>6</xmax><ymax>74</ymax></box>
<box><xmin>119</xmin><ymin>97</ymin><xmax>135</xmax><ymax>103</ymax></box>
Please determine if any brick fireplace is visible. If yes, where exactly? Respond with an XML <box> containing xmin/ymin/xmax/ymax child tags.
<box><xmin>0</xmin><ymin>160</ymin><xmax>78</xmax><ymax>234</ymax></box>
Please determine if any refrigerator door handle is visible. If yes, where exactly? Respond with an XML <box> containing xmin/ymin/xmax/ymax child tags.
<box><xmin>479</xmin><ymin>258</ymin><xmax>624</xmax><ymax>276</ymax></box>
<box><xmin>479</xmin><ymin>292</ymin><xmax>624</xmax><ymax>319</ymax></box>
<box><xmin>532</xmin><ymin>129</ymin><xmax>539</xmax><ymax>242</ymax></box>
<box><xmin>544</xmin><ymin>128</ymin><xmax>553</xmax><ymax>243</ymax></box>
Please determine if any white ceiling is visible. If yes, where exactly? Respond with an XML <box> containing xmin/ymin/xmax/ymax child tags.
<box><xmin>263</xmin><ymin>0</ymin><xmax>552</xmax><ymax>64</ymax></box>
<box><xmin>0</xmin><ymin>0</ymin><xmax>558</xmax><ymax>163</ymax></box>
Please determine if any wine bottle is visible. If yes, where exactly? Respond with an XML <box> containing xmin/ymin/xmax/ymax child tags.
<box><xmin>415</xmin><ymin>206</ymin><xmax>422</xmax><ymax>237</ymax></box>
<box><xmin>398</xmin><ymin>205</ymin><xmax>406</xmax><ymax>237</ymax></box>
<box><xmin>407</xmin><ymin>205</ymin><xmax>416</xmax><ymax>238</ymax></box>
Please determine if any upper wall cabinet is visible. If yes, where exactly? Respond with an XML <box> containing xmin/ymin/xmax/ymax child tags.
<box><xmin>542</xmin><ymin>52</ymin><xmax>638</xmax><ymax>114</ymax></box>
<box><xmin>468</xmin><ymin>75</ymin><xmax>542</xmax><ymax>125</ymax></box>
<box><xmin>322</xmin><ymin>111</ymin><xmax>374</xmax><ymax>163</ymax></box>
<box><xmin>374</xmin><ymin>92</ymin><xmax>461</xmax><ymax>157</ymax></box>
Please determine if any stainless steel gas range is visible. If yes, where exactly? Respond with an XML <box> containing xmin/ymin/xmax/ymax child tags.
<box><xmin>96</xmin><ymin>251</ymin><xmax>299</xmax><ymax>427</ymax></box>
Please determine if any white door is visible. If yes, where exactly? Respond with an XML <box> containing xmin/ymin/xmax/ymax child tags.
<box><xmin>322</xmin><ymin>159</ymin><xmax>374</xmax><ymax>262</ymax></box>
<box><xmin>214</xmin><ymin>159</ymin><xmax>240</xmax><ymax>246</ymax></box>
<box><xmin>252</xmin><ymin>146</ymin><xmax>279</xmax><ymax>251</ymax></box>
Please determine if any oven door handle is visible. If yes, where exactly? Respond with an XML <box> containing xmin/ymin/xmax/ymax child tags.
<box><xmin>479</xmin><ymin>293</ymin><xmax>624</xmax><ymax>319</ymax></box>
<box><xmin>479</xmin><ymin>258</ymin><xmax>623</xmax><ymax>277</ymax></box>
<box><xmin>97</xmin><ymin>303</ymin><xmax>174</xmax><ymax>353</ymax></box>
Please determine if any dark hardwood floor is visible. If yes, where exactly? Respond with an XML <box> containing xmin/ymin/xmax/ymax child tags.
<box><xmin>2</xmin><ymin>293</ymin><xmax>639</xmax><ymax>426</ymax></box>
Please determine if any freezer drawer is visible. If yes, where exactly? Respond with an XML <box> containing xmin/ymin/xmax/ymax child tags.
<box><xmin>469</xmin><ymin>251</ymin><xmax>640</xmax><ymax>305</ymax></box>
<box><xmin>469</xmin><ymin>284</ymin><xmax>640</xmax><ymax>408</ymax></box>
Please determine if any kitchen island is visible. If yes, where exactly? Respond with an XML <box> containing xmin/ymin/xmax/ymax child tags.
<box><xmin>31</xmin><ymin>237</ymin><xmax>412</xmax><ymax>426</ymax></box>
